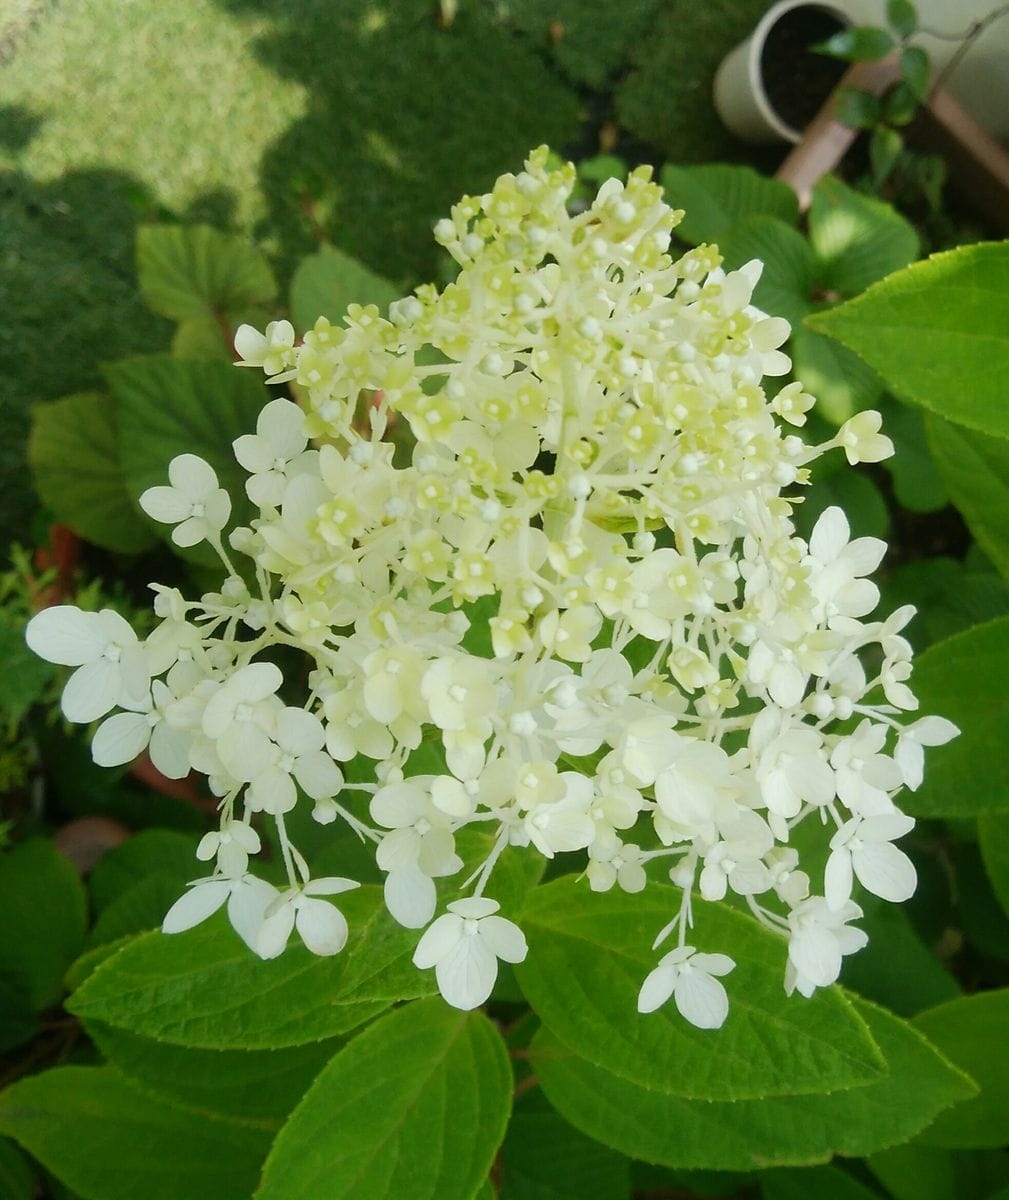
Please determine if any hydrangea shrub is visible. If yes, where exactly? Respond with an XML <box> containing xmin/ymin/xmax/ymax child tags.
<box><xmin>26</xmin><ymin>148</ymin><xmax>956</xmax><ymax>1026</ymax></box>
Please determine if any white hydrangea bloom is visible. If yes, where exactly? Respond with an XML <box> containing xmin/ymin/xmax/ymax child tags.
<box><xmin>412</xmin><ymin>898</ymin><xmax>528</xmax><ymax>1010</ymax></box>
<box><xmin>637</xmin><ymin>946</ymin><xmax>735</xmax><ymax>1029</ymax></box>
<box><xmin>27</xmin><ymin>148</ymin><xmax>957</xmax><ymax>1022</ymax></box>
<box><xmin>140</xmin><ymin>454</ymin><xmax>231</xmax><ymax>548</ymax></box>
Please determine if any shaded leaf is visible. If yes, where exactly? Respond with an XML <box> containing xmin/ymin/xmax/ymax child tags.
<box><xmin>0</xmin><ymin>1067</ymin><xmax>268</xmax><ymax>1200</ymax></box>
<box><xmin>29</xmin><ymin>392</ymin><xmax>155</xmax><ymax>554</ymax></box>
<box><xmin>137</xmin><ymin>224</ymin><xmax>275</xmax><ymax>322</ymax></box>
<box><xmin>913</xmin><ymin>991</ymin><xmax>1009</xmax><ymax>1148</ymax></box>
<box><xmin>289</xmin><ymin>245</ymin><xmax>399</xmax><ymax>332</ymax></box>
<box><xmin>659</xmin><ymin>165</ymin><xmax>799</xmax><ymax>246</ymax></box>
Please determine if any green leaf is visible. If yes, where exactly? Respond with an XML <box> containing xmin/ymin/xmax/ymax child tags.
<box><xmin>515</xmin><ymin>879</ymin><xmax>885</xmax><ymax>1102</ymax></box>
<box><xmin>795</xmin><ymin>468</ymin><xmax>890</xmax><ymax>541</ymax></box>
<box><xmin>0</xmin><ymin>840</ymin><xmax>87</xmax><ymax>1010</ymax></box>
<box><xmin>868</xmin><ymin>1142</ymin><xmax>1009</xmax><ymax>1200</ymax></box>
<box><xmin>137</xmin><ymin>224</ymin><xmax>276</xmax><ymax>322</ymax></box>
<box><xmin>717</xmin><ymin>216</ymin><xmax>812</xmax><ymax>326</ymax></box>
<box><xmin>870</xmin><ymin>126</ymin><xmax>904</xmax><ymax>189</ymax></box>
<box><xmin>89</xmin><ymin>829</ymin><xmax>199</xmax><ymax>914</ymax></box>
<box><xmin>877</xmin><ymin>397</ymin><xmax>947</xmax><ymax>513</ymax></box>
<box><xmin>887</xmin><ymin>0</ymin><xmax>918</xmax><ymax>38</ymax></box>
<box><xmin>532</xmin><ymin>994</ymin><xmax>975</xmax><ymax>1170</ymax></box>
<box><xmin>926</xmin><ymin>416</ymin><xmax>1009</xmax><ymax>579</ymax></box>
<box><xmin>809</xmin><ymin>177</ymin><xmax>919</xmax><ymax>299</ymax></box>
<box><xmin>0</xmin><ymin>1137</ymin><xmax>34</xmax><ymax>1200</ymax></box>
<box><xmin>901</xmin><ymin>617</ymin><xmax>1009</xmax><ymax>818</ymax></box>
<box><xmin>814</xmin><ymin>26</ymin><xmax>895</xmax><ymax>62</ymax></box>
<box><xmin>900</xmin><ymin>44</ymin><xmax>930</xmax><ymax>100</ymax></box>
<box><xmin>659</xmin><ymin>165</ymin><xmax>799</xmax><ymax>246</ymax></box>
<box><xmin>255</xmin><ymin>998</ymin><xmax>511</xmax><ymax>1200</ymax></box>
<box><xmin>834</xmin><ymin>87</ymin><xmax>883</xmax><ymax>129</ymax></box>
<box><xmin>68</xmin><ymin>886</ymin><xmax>434</xmax><ymax>1049</ymax></box>
<box><xmin>838</xmin><ymin>897</ymin><xmax>960</xmax><ymax>1016</ymax></box>
<box><xmin>884</xmin><ymin>80</ymin><xmax>920</xmax><ymax>125</ymax></box>
<box><xmin>0</xmin><ymin>981</ymin><xmax>38</xmax><ymax>1054</ymax></box>
<box><xmin>29</xmin><ymin>392</ymin><xmax>156</xmax><ymax>554</ymax></box>
<box><xmin>289</xmin><ymin>245</ymin><xmax>399</xmax><ymax>332</ymax></box>
<box><xmin>761</xmin><ymin>1163</ymin><xmax>880</xmax><ymax>1200</ymax></box>
<box><xmin>791</xmin><ymin>325</ymin><xmax>883</xmax><ymax>425</ymax></box>
<box><xmin>86</xmin><ymin>1020</ymin><xmax>335</xmax><ymax>1123</ymax></box>
<box><xmin>0</xmin><ymin>612</ymin><xmax>55</xmax><ymax>726</ymax></box>
<box><xmin>86</xmin><ymin>873</ymin><xmax>194</xmax><ymax>950</ymax></box>
<box><xmin>500</xmin><ymin>1095</ymin><xmax>630</xmax><ymax>1200</ymax></box>
<box><xmin>881</xmin><ymin>556</ymin><xmax>1009</xmax><ymax>650</ymax></box>
<box><xmin>172</xmin><ymin>316</ymin><xmax>235</xmax><ymax>361</ymax></box>
<box><xmin>913</xmin><ymin>991</ymin><xmax>1009</xmax><ymax>1147</ymax></box>
<box><xmin>807</xmin><ymin>243</ymin><xmax>1009</xmax><ymax>438</ymax></box>
<box><xmin>0</xmin><ymin>1066</ymin><xmax>269</xmax><ymax>1200</ymax></box>
<box><xmin>979</xmin><ymin>813</ymin><xmax>1009</xmax><ymax>921</ymax></box>
<box><xmin>576</xmin><ymin>154</ymin><xmax>628</xmax><ymax>188</ymax></box>
<box><xmin>106</xmin><ymin>355</ymin><xmax>269</xmax><ymax>543</ymax></box>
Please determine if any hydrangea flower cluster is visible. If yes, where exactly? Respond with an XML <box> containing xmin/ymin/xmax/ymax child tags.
<box><xmin>27</xmin><ymin>148</ymin><xmax>956</xmax><ymax>1026</ymax></box>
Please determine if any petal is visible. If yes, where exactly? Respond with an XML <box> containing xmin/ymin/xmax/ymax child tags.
<box><xmin>384</xmin><ymin>866</ymin><xmax>437</xmax><ymax>929</ymax></box>
<box><xmin>162</xmin><ymin>880</ymin><xmax>230</xmax><ymax>934</ymax></box>
<box><xmin>446</xmin><ymin>897</ymin><xmax>499</xmax><ymax>919</ymax></box>
<box><xmin>91</xmin><ymin>711</ymin><xmax>151</xmax><ymax>767</ymax></box>
<box><xmin>853</xmin><ymin>843</ymin><xmax>917</xmax><ymax>903</ymax></box>
<box><xmin>254</xmin><ymin>901</ymin><xmax>297</xmax><ymax>960</ymax></box>
<box><xmin>140</xmin><ymin>485</ymin><xmax>192</xmax><ymax>524</ymax></box>
<box><xmin>232</xmin><ymin>662</ymin><xmax>284</xmax><ymax>704</ymax></box>
<box><xmin>637</xmin><ymin>964</ymin><xmax>677</xmax><ymax>1014</ymax></box>
<box><xmin>25</xmin><ymin>605</ymin><xmax>106</xmax><ymax>665</ymax></box>
<box><xmin>293</xmin><ymin>750</ymin><xmax>343</xmax><ymax>800</ymax></box>
<box><xmin>168</xmin><ymin>454</ymin><xmax>219</xmax><ymax>500</ymax></box>
<box><xmin>305</xmin><ymin>876</ymin><xmax>359</xmax><ymax>896</ymax></box>
<box><xmin>434</xmin><ymin>934</ymin><xmax>498</xmax><ymax>1010</ymax></box>
<box><xmin>233</xmin><ymin>433</ymin><xmax>274</xmax><ymax>475</ymax></box>
<box><xmin>860</xmin><ymin>812</ymin><xmax>915</xmax><ymax>843</ymax></box>
<box><xmin>824</xmin><ymin>848</ymin><xmax>854</xmax><ymax>912</ymax></box>
<box><xmin>228</xmin><ymin>876</ymin><xmax>280</xmax><ymax>952</ymax></box>
<box><xmin>246</xmin><ymin>767</ymin><xmax>297</xmax><ymax>814</ymax></box>
<box><xmin>234</xmin><ymin>324</ymin><xmax>269</xmax><ymax>363</ymax></box>
<box><xmin>789</xmin><ymin>927</ymin><xmax>841</xmax><ymax>988</ymax></box>
<box><xmin>171</xmin><ymin>516</ymin><xmax>209</xmax><ymax>548</ymax></box>
<box><xmin>218</xmin><ymin>722</ymin><xmax>275</xmax><ymax>783</ymax></box>
<box><xmin>477</xmin><ymin>915</ymin><xmax>527</xmax><ymax>964</ymax></box>
<box><xmin>809</xmin><ymin>506</ymin><xmax>849</xmax><ymax>561</ymax></box>
<box><xmin>690</xmin><ymin>953</ymin><xmax>735</xmax><ymax>977</ymax></box>
<box><xmin>62</xmin><ymin>660</ymin><xmax>121</xmax><ymax>723</ymax></box>
<box><xmin>149</xmin><ymin>723</ymin><xmax>193</xmax><ymax>780</ymax></box>
<box><xmin>277</xmin><ymin>707</ymin><xmax>325</xmax><ymax>756</ymax></box>
<box><xmin>412</xmin><ymin>913</ymin><xmax>464</xmax><ymax>968</ymax></box>
<box><xmin>674</xmin><ymin>969</ymin><xmax>729</xmax><ymax>1029</ymax></box>
<box><xmin>296</xmin><ymin>898</ymin><xmax>349</xmax><ymax>955</ymax></box>
<box><xmin>259</xmin><ymin>397</ymin><xmax>307</xmax><ymax>458</ymax></box>
<box><xmin>204</xmin><ymin>489</ymin><xmax>232</xmax><ymax>531</ymax></box>
<box><xmin>371</xmin><ymin>781</ymin><xmax>427</xmax><ymax>829</ymax></box>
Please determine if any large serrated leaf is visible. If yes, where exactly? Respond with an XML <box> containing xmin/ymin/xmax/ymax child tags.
<box><xmin>137</xmin><ymin>224</ymin><xmax>276</xmax><ymax>322</ymax></box>
<box><xmin>807</xmin><ymin>243</ymin><xmax>1009</xmax><ymax>439</ymax></box>
<box><xmin>68</xmin><ymin>885</ymin><xmax>434</xmax><ymax>1049</ymax></box>
<box><xmin>660</xmin><ymin>165</ymin><xmax>799</xmax><ymax>247</ymax></box>
<box><xmin>255</xmin><ymin>999</ymin><xmax>511</xmax><ymax>1200</ymax></box>
<box><xmin>106</xmin><ymin>355</ymin><xmax>268</xmax><ymax>542</ymax></box>
<box><xmin>900</xmin><ymin>617</ymin><xmax>1009</xmax><ymax>818</ymax></box>
<box><xmin>532</xmin><ymin>994</ymin><xmax>975</xmax><ymax>1170</ymax></box>
<box><xmin>28</xmin><ymin>392</ymin><xmax>156</xmax><ymax>554</ymax></box>
<box><xmin>289</xmin><ymin>244</ymin><xmax>400</xmax><ymax>332</ymax></box>
<box><xmin>913</xmin><ymin>991</ymin><xmax>1009</xmax><ymax>1148</ymax></box>
<box><xmin>0</xmin><ymin>840</ymin><xmax>87</xmax><ymax>1011</ymax></box>
<box><xmin>86</xmin><ymin>1021</ymin><xmax>336</xmax><ymax>1124</ymax></box>
<box><xmin>0</xmin><ymin>1066</ymin><xmax>268</xmax><ymax>1200</ymax></box>
<box><xmin>516</xmin><ymin>878</ymin><xmax>885</xmax><ymax>1101</ymax></box>
<box><xmin>926</xmin><ymin>415</ymin><xmax>1009</xmax><ymax>581</ymax></box>
<box><xmin>809</xmin><ymin>176</ymin><xmax>919</xmax><ymax>299</ymax></box>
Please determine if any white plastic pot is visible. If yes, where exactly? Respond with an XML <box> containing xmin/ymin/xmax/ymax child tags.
<box><xmin>716</xmin><ymin>0</ymin><xmax>1009</xmax><ymax>144</ymax></box>
<box><xmin>714</xmin><ymin>0</ymin><xmax>853</xmax><ymax>144</ymax></box>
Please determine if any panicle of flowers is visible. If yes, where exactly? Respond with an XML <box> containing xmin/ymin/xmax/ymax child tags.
<box><xmin>26</xmin><ymin>147</ymin><xmax>957</xmax><ymax>1024</ymax></box>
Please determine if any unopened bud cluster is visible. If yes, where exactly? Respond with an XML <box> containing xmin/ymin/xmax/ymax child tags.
<box><xmin>27</xmin><ymin>148</ymin><xmax>955</xmax><ymax>1026</ymax></box>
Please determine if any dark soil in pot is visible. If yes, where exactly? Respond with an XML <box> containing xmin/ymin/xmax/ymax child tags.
<box><xmin>762</xmin><ymin>5</ymin><xmax>850</xmax><ymax>135</ymax></box>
